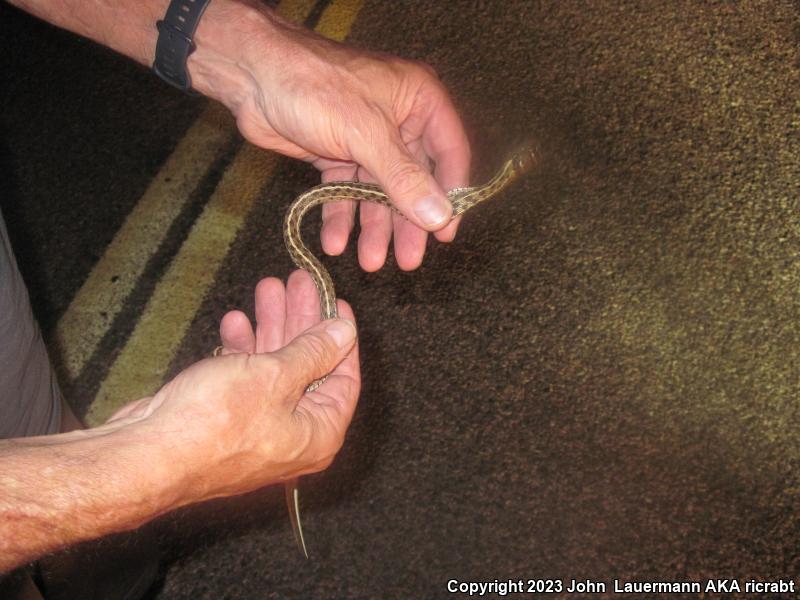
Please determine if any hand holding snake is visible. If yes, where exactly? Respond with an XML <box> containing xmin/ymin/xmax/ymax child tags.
<box><xmin>216</xmin><ymin>142</ymin><xmax>537</xmax><ymax>557</ymax></box>
<box><xmin>207</xmin><ymin>0</ymin><xmax>536</xmax><ymax>561</ymax></box>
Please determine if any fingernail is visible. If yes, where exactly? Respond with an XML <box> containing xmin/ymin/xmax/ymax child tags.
<box><xmin>413</xmin><ymin>196</ymin><xmax>452</xmax><ymax>228</ymax></box>
<box><xmin>326</xmin><ymin>319</ymin><xmax>356</xmax><ymax>348</ymax></box>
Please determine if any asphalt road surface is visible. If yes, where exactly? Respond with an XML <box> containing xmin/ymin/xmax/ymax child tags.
<box><xmin>1</xmin><ymin>0</ymin><xmax>798</xmax><ymax>598</ymax></box>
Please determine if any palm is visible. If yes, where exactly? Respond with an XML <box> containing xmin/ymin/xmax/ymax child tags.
<box><xmin>231</xmin><ymin>41</ymin><xmax>470</xmax><ymax>272</ymax></box>
<box><xmin>218</xmin><ymin>270</ymin><xmax>360</xmax><ymax>442</ymax></box>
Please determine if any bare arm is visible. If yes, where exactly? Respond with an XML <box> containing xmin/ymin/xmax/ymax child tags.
<box><xmin>6</xmin><ymin>0</ymin><xmax>471</xmax><ymax>271</ymax></box>
<box><xmin>0</xmin><ymin>273</ymin><xmax>359</xmax><ymax>573</ymax></box>
<box><xmin>0</xmin><ymin>422</ymin><xmax>181</xmax><ymax>570</ymax></box>
<box><xmin>5</xmin><ymin>0</ymin><xmax>273</xmax><ymax>109</ymax></box>
<box><xmin>7</xmin><ymin>0</ymin><xmax>162</xmax><ymax>64</ymax></box>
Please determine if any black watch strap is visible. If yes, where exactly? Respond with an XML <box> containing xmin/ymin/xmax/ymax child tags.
<box><xmin>153</xmin><ymin>0</ymin><xmax>212</xmax><ymax>92</ymax></box>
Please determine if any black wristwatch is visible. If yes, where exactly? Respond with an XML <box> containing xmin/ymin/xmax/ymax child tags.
<box><xmin>152</xmin><ymin>0</ymin><xmax>212</xmax><ymax>92</ymax></box>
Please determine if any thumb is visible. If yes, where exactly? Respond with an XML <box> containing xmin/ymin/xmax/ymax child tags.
<box><xmin>359</xmin><ymin>134</ymin><xmax>453</xmax><ymax>231</ymax></box>
<box><xmin>270</xmin><ymin>318</ymin><xmax>357</xmax><ymax>398</ymax></box>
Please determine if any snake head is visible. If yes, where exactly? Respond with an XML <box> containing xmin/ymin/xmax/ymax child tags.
<box><xmin>510</xmin><ymin>142</ymin><xmax>538</xmax><ymax>176</ymax></box>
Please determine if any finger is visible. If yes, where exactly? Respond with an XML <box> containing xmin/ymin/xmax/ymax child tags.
<box><xmin>219</xmin><ymin>310</ymin><xmax>256</xmax><ymax>354</ymax></box>
<box><xmin>319</xmin><ymin>163</ymin><xmax>358</xmax><ymax>183</ymax></box>
<box><xmin>254</xmin><ymin>277</ymin><xmax>287</xmax><ymax>353</ymax></box>
<box><xmin>434</xmin><ymin>214</ymin><xmax>462</xmax><ymax>243</ymax></box>
<box><xmin>389</xmin><ymin>140</ymin><xmax>433</xmax><ymax>270</ymax></box>
<box><xmin>350</xmin><ymin>166</ymin><xmax>392</xmax><ymax>271</ymax></box>
<box><xmin>358</xmin><ymin>201</ymin><xmax>392</xmax><ymax>272</ymax></box>
<box><xmin>270</xmin><ymin>317</ymin><xmax>358</xmax><ymax>402</ymax></box>
<box><xmin>422</xmin><ymin>93</ymin><xmax>470</xmax><ymax>244</ymax></box>
<box><xmin>329</xmin><ymin>299</ymin><xmax>359</xmax><ymax>384</ymax></box>
<box><xmin>285</xmin><ymin>269</ymin><xmax>323</xmax><ymax>342</ymax></box>
<box><xmin>321</xmin><ymin>200</ymin><xmax>356</xmax><ymax>256</ymax></box>
<box><xmin>392</xmin><ymin>210</ymin><xmax>428</xmax><ymax>271</ymax></box>
<box><xmin>299</xmin><ymin>298</ymin><xmax>361</xmax><ymax>424</ymax></box>
<box><xmin>422</xmin><ymin>93</ymin><xmax>472</xmax><ymax>192</ymax></box>
<box><xmin>352</xmin><ymin>127</ymin><xmax>452</xmax><ymax>233</ymax></box>
<box><xmin>319</xmin><ymin>163</ymin><xmax>358</xmax><ymax>257</ymax></box>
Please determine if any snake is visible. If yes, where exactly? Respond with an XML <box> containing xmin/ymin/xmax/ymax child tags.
<box><xmin>280</xmin><ymin>142</ymin><xmax>538</xmax><ymax>558</ymax></box>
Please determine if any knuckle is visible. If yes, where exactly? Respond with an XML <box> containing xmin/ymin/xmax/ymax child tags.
<box><xmin>275</xmin><ymin>333</ymin><xmax>334</xmax><ymax>384</ymax></box>
<box><xmin>384</xmin><ymin>158</ymin><xmax>427</xmax><ymax>198</ymax></box>
<box><xmin>413</xmin><ymin>58</ymin><xmax>439</xmax><ymax>80</ymax></box>
<box><xmin>305</xmin><ymin>333</ymin><xmax>336</xmax><ymax>367</ymax></box>
<box><xmin>390</xmin><ymin>55</ymin><xmax>437</xmax><ymax>81</ymax></box>
<box><xmin>256</xmin><ymin>355</ymin><xmax>284</xmax><ymax>382</ymax></box>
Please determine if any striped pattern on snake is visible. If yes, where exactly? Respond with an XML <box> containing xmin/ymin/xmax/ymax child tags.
<box><xmin>280</xmin><ymin>142</ymin><xmax>538</xmax><ymax>558</ymax></box>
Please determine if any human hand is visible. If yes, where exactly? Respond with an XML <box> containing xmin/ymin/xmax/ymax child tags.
<box><xmin>190</xmin><ymin>2</ymin><xmax>471</xmax><ymax>272</ymax></box>
<box><xmin>107</xmin><ymin>270</ymin><xmax>360</xmax><ymax>505</ymax></box>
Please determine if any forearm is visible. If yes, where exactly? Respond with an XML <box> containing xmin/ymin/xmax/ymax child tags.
<box><xmin>6</xmin><ymin>0</ymin><xmax>166</xmax><ymax>66</ymax></box>
<box><xmin>5</xmin><ymin>0</ymin><xmax>290</xmax><ymax>111</ymax></box>
<box><xmin>0</xmin><ymin>422</ymin><xmax>184</xmax><ymax>573</ymax></box>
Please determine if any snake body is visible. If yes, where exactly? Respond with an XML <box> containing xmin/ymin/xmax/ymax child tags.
<box><xmin>281</xmin><ymin>142</ymin><xmax>538</xmax><ymax>557</ymax></box>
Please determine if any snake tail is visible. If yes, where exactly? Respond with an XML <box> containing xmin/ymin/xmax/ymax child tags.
<box><xmin>285</xmin><ymin>478</ymin><xmax>308</xmax><ymax>559</ymax></box>
<box><xmin>279</xmin><ymin>141</ymin><xmax>539</xmax><ymax>557</ymax></box>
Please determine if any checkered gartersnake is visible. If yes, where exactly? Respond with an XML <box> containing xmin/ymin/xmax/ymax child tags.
<box><xmin>281</xmin><ymin>142</ymin><xmax>538</xmax><ymax>558</ymax></box>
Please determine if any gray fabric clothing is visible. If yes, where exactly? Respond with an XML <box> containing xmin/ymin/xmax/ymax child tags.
<box><xmin>0</xmin><ymin>210</ymin><xmax>61</xmax><ymax>438</ymax></box>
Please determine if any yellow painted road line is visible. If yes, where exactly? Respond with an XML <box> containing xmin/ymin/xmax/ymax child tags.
<box><xmin>278</xmin><ymin>0</ymin><xmax>319</xmax><ymax>24</ymax></box>
<box><xmin>87</xmin><ymin>0</ymin><xmax>366</xmax><ymax>425</ymax></box>
<box><xmin>53</xmin><ymin>103</ymin><xmax>234</xmax><ymax>382</ymax></box>
<box><xmin>88</xmin><ymin>146</ymin><xmax>277</xmax><ymax>424</ymax></box>
<box><xmin>316</xmin><ymin>0</ymin><xmax>364</xmax><ymax>40</ymax></box>
<box><xmin>52</xmin><ymin>0</ymin><xmax>324</xmax><ymax>384</ymax></box>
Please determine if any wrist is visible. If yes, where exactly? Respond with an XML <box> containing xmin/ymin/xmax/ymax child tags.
<box><xmin>109</xmin><ymin>417</ymin><xmax>195</xmax><ymax>515</ymax></box>
<box><xmin>67</xmin><ymin>416</ymin><xmax>193</xmax><ymax>525</ymax></box>
<box><xmin>85</xmin><ymin>421</ymin><xmax>189</xmax><ymax>525</ymax></box>
<box><xmin>186</xmin><ymin>0</ymin><xmax>283</xmax><ymax>110</ymax></box>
